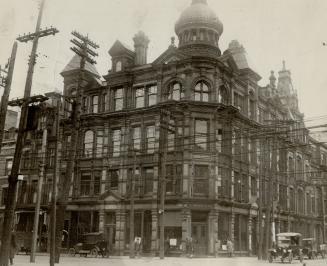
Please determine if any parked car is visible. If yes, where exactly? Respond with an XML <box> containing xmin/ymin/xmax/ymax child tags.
<box><xmin>302</xmin><ymin>238</ymin><xmax>317</xmax><ymax>259</ymax></box>
<box><xmin>69</xmin><ymin>232</ymin><xmax>109</xmax><ymax>258</ymax></box>
<box><xmin>268</xmin><ymin>232</ymin><xmax>303</xmax><ymax>263</ymax></box>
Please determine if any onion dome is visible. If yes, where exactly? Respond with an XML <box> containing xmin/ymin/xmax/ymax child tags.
<box><xmin>175</xmin><ymin>0</ymin><xmax>223</xmax><ymax>53</ymax></box>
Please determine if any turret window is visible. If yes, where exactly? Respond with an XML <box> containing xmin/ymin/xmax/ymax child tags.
<box><xmin>194</xmin><ymin>81</ymin><xmax>209</xmax><ymax>102</ymax></box>
<box><xmin>218</xmin><ymin>85</ymin><xmax>228</xmax><ymax>104</ymax></box>
<box><xmin>195</xmin><ymin>119</ymin><xmax>209</xmax><ymax>151</ymax></box>
<box><xmin>168</xmin><ymin>82</ymin><xmax>184</xmax><ymax>101</ymax></box>
<box><xmin>84</xmin><ymin>130</ymin><xmax>94</xmax><ymax>157</ymax></box>
<box><xmin>91</xmin><ymin>95</ymin><xmax>99</xmax><ymax>113</ymax></box>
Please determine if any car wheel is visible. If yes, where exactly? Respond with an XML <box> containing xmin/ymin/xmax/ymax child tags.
<box><xmin>90</xmin><ymin>248</ymin><xmax>98</xmax><ymax>258</ymax></box>
<box><xmin>68</xmin><ymin>248</ymin><xmax>76</xmax><ymax>257</ymax></box>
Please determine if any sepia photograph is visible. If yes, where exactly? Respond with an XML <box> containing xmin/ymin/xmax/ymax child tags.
<box><xmin>0</xmin><ymin>0</ymin><xmax>327</xmax><ymax>265</ymax></box>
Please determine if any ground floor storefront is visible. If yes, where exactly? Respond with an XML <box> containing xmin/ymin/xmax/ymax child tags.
<box><xmin>60</xmin><ymin>203</ymin><xmax>325</xmax><ymax>256</ymax></box>
<box><xmin>1</xmin><ymin>204</ymin><xmax>323</xmax><ymax>256</ymax></box>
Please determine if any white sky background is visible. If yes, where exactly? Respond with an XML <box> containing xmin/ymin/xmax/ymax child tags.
<box><xmin>0</xmin><ymin>0</ymin><xmax>327</xmax><ymax>130</ymax></box>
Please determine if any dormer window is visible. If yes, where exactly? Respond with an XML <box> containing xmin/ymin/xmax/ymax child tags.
<box><xmin>194</xmin><ymin>81</ymin><xmax>209</xmax><ymax>102</ymax></box>
<box><xmin>116</xmin><ymin>60</ymin><xmax>122</xmax><ymax>72</ymax></box>
<box><xmin>168</xmin><ymin>82</ymin><xmax>184</xmax><ymax>101</ymax></box>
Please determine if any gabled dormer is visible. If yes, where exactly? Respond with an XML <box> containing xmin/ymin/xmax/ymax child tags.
<box><xmin>108</xmin><ymin>40</ymin><xmax>135</xmax><ymax>73</ymax></box>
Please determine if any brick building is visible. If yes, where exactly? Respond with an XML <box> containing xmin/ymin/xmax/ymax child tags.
<box><xmin>1</xmin><ymin>0</ymin><xmax>327</xmax><ymax>256</ymax></box>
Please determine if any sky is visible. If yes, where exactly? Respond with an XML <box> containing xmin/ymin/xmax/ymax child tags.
<box><xmin>0</xmin><ymin>0</ymin><xmax>327</xmax><ymax>130</ymax></box>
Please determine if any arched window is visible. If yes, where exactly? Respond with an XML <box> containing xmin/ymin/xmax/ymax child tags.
<box><xmin>116</xmin><ymin>61</ymin><xmax>122</xmax><ymax>72</ymax></box>
<box><xmin>194</xmin><ymin>81</ymin><xmax>209</xmax><ymax>102</ymax></box>
<box><xmin>168</xmin><ymin>82</ymin><xmax>184</xmax><ymax>101</ymax></box>
<box><xmin>84</xmin><ymin>130</ymin><xmax>94</xmax><ymax>157</ymax></box>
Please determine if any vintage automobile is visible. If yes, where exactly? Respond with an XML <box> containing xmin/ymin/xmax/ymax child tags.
<box><xmin>68</xmin><ymin>232</ymin><xmax>109</xmax><ymax>258</ymax></box>
<box><xmin>268</xmin><ymin>232</ymin><xmax>303</xmax><ymax>263</ymax></box>
<box><xmin>318</xmin><ymin>243</ymin><xmax>327</xmax><ymax>258</ymax></box>
<box><xmin>302</xmin><ymin>238</ymin><xmax>317</xmax><ymax>259</ymax></box>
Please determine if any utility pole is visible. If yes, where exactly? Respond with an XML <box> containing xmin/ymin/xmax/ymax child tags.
<box><xmin>264</xmin><ymin>137</ymin><xmax>273</xmax><ymax>260</ymax></box>
<box><xmin>158</xmin><ymin>108</ymin><xmax>175</xmax><ymax>259</ymax></box>
<box><xmin>258</xmin><ymin>137</ymin><xmax>264</xmax><ymax>260</ymax></box>
<box><xmin>0</xmin><ymin>42</ymin><xmax>18</xmax><ymax>152</ymax></box>
<box><xmin>30</xmin><ymin>110</ymin><xmax>48</xmax><ymax>262</ymax></box>
<box><xmin>55</xmin><ymin>31</ymin><xmax>98</xmax><ymax>262</ymax></box>
<box><xmin>0</xmin><ymin>0</ymin><xmax>58</xmax><ymax>264</ymax></box>
<box><xmin>48</xmin><ymin>92</ymin><xmax>61</xmax><ymax>266</ymax></box>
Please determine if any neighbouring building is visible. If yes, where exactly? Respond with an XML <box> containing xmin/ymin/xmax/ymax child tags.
<box><xmin>1</xmin><ymin>0</ymin><xmax>327</xmax><ymax>256</ymax></box>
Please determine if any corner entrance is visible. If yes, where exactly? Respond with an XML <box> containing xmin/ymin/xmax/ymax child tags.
<box><xmin>191</xmin><ymin>212</ymin><xmax>208</xmax><ymax>256</ymax></box>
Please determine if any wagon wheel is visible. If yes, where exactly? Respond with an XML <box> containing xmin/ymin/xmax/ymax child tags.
<box><xmin>90</xmin><ymin>248</ymin><xmax>98</xmax><ymax>258</ymax></box>
<box><xmin>68</xmin><ymin>248</ymin><xmax>76</xmax><ymax>257</ymax></box>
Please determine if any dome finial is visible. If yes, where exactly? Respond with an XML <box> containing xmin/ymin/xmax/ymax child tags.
<box><xmin>192</xmin><ymin>0</ymin><xmax>207</xmax><ymax>5</ymax></box>
<box><xmin>282</xmin><ymin>60</ymin><xmax>286</xmax><ymax>70</ymax></box>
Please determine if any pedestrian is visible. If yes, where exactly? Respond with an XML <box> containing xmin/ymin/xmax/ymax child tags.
<box><xmin>9</xmin><ymin>231</ymin><xmax>17</xmax><ymax>265</ymax></box>
<box><xmin>185</xmin><ymin>237</ymin><xmax>193</xmax><ymax>258</ymax></box>
<box><xmin>189</xmin><ymin>237</ymin><xmax>194</xmax><ymax>258</ymax></box>
<box><xmin>227</xmin><ymin>238</ymin><xmax>233</xmax><ymax>258</ymax></box>
<box><xmin>134</xmin><ymin>237</ymin><xmax>142</xmax><ymax>257</ymax></box>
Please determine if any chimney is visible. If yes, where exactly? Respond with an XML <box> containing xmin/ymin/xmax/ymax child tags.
<box><xmin>133</xmin><ymin>31</ymin><xmax>150</xmax><ymax>65</ymax></box>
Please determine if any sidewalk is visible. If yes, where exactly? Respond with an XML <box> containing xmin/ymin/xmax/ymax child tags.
<box><xmin>11</xmin><ymin>255</ymin><xmax>321</xmax><ymax>266</ymax></box>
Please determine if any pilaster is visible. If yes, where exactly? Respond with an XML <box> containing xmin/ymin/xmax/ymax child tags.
<box><xmin>115</xmin><ymin>209</ymin><xmax>126</xmax><ymax>255</ymax></box>
<box><xmin>151</xmin><ymin>209</ymin><xmax>159</xmax><ymax>254</ymax></box>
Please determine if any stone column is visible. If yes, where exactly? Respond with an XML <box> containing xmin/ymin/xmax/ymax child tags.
<box><xmin>182</xmin><ymin>208</ymin><xmax>191</xmax><ymax>252</ymax></box>
<box><xmin>208</xmin><ymin>209</ymin><xmax>219</xmax><ymax>255</ymax></box>
<box><xmin>248</xmin><ymin>215</ymin><xmax>252</xmax><ymax>256</ymax></box>
<box><xmin>115</xmin><ymin>209</ymin><xmax>126</xmax><ymax>255</ymax></box>
<box><xmin>151</xmin><ymin>209</ymin><xmax>159</xmax><ymax>254</ymax></box>
<box><xmin>230</xmin><ymin>210</ymin><xmax>235</xmax><ymax>243</ymax></box>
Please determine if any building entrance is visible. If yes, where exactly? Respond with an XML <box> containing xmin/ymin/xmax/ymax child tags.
<box><xmin>192</xmin><ymin>222</ymin><xmax>207</xmax><ymax>255</ymax></box>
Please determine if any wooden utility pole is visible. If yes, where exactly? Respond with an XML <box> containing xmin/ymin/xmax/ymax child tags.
<box><xmin>0</xmin><ymin>0</ymin><xmax>58</xmax><ymax>264</ymax></box>
<box><xmin>49</xmin><ymin>93</ymin><xmax>61</xmax><ymax>266</ymax></box>
<box><xmin>159</xmin><ymin>108</ymin><xmax>174</xmax><ymax>259</ymax></box>
<box><xmin>0</xmin><ymin>42</ymin><xmax>18</xmax><ymax>152</ymax></box>
<box><xmin>55</xmin><ymin>31</ymin><xmax>98</xmax><ymax>262</ymax></box>
<box><xmin>30</xmin><ymin>112</ymin><xmax>48</xmax><ymax>262</ymax></box>
<box><xmin>264</xmin><ymin>137</ymin><xmax>272</xmax><ymax>260</ymax></box>
<box><xmin>258</xmin><ymin>137</ymin><xmax>264</xmax><ymax>260</ymax></box>
<box><xmin>129</xmin><ymin>150</ymin><xmax>137</xmax><ymax>258</ymax></box>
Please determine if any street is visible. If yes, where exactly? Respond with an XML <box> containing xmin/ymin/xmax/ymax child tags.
<box><xmin>9</xmin><ymin>255</ymin><xmax>327</xmax><ymax>266</ymax></box>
